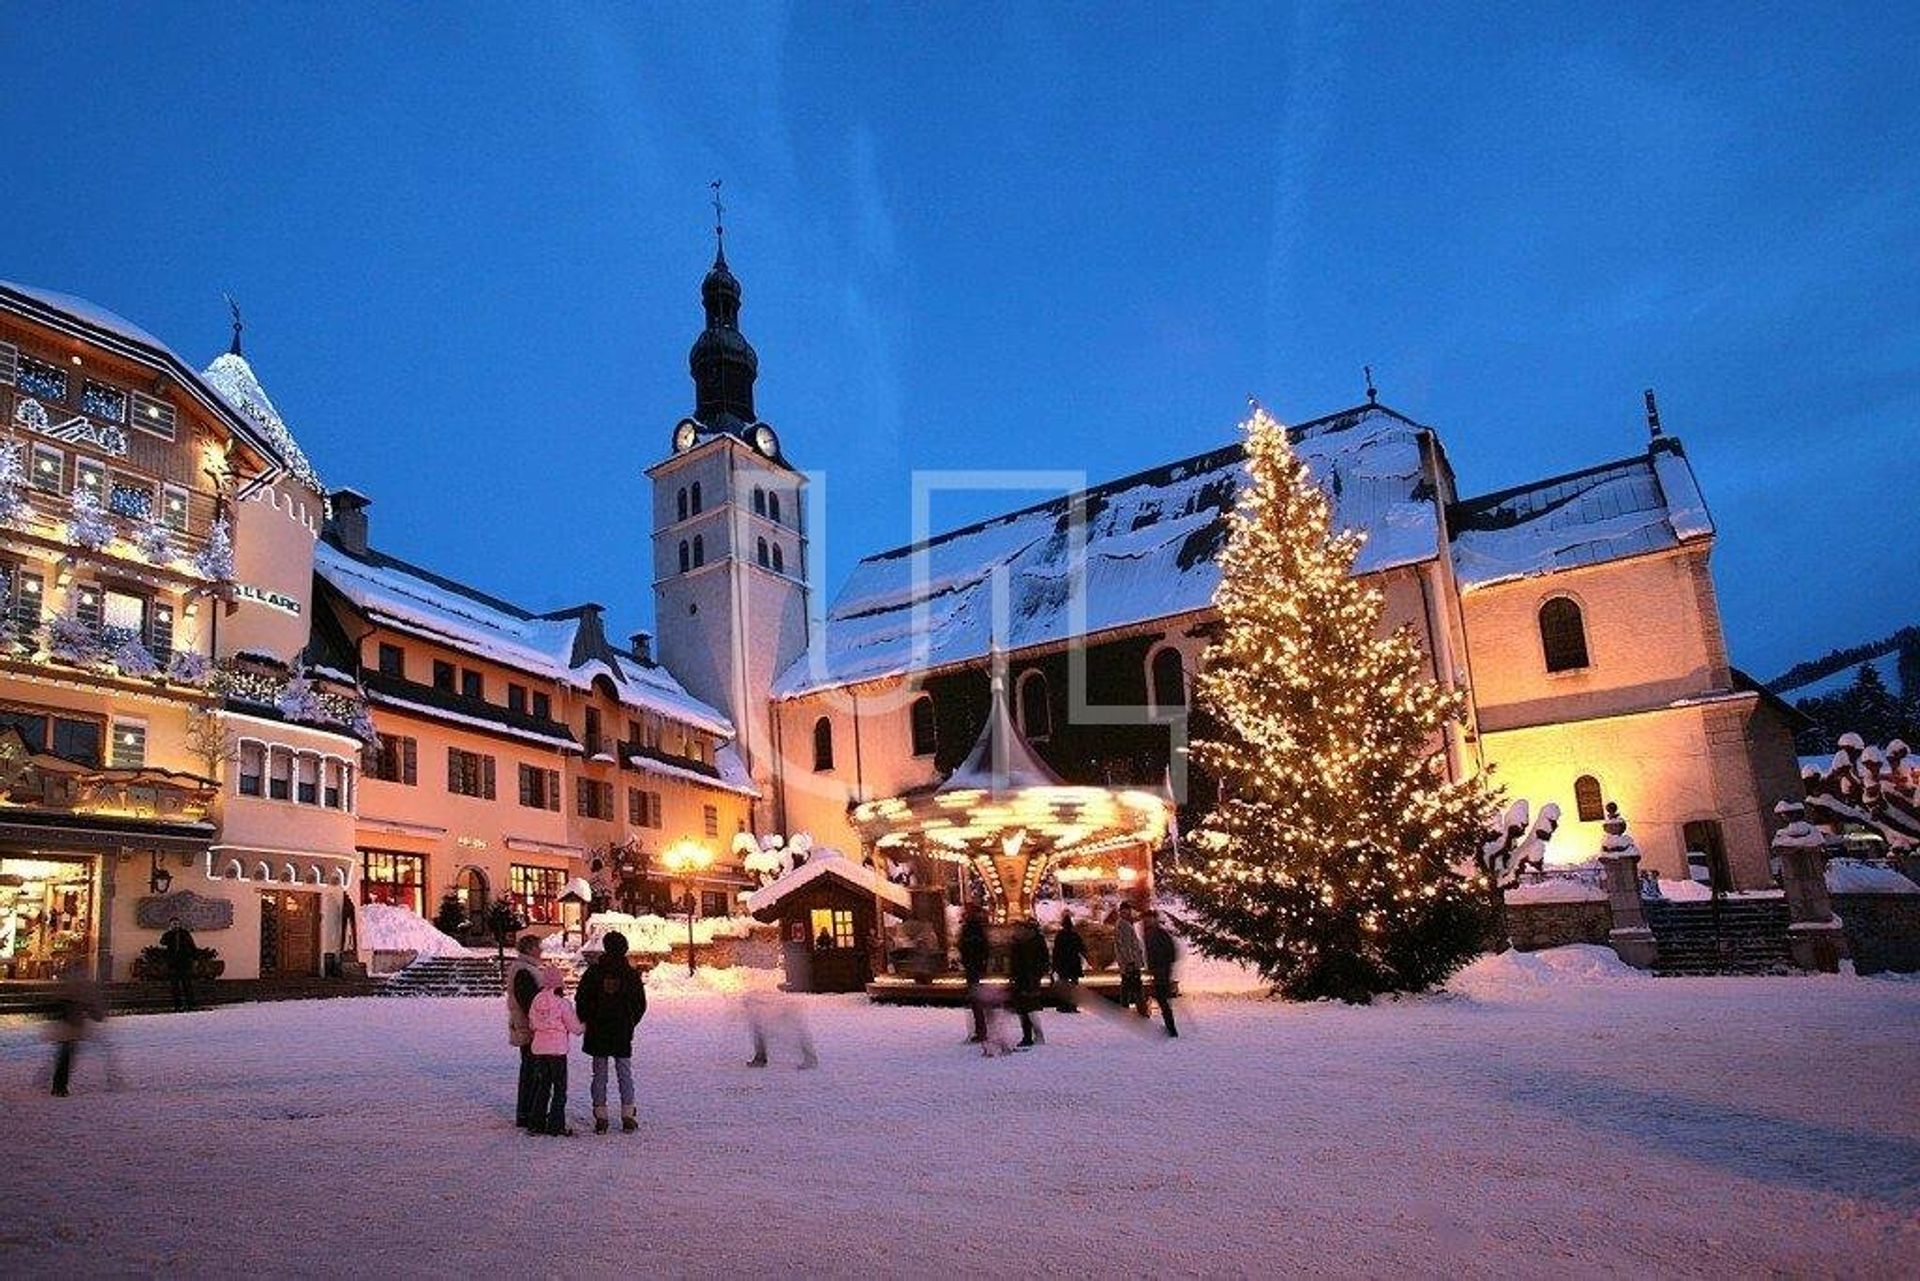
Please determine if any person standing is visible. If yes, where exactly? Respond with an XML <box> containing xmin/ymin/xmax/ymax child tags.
<box><xmin>1007</xmin><ymin>916</ymin><xmax>1050</xmax><ymax>1048</ymax></box>
<box><xmin>958</xmin><ymin>903</ymin><xmax>991</xmax><ymax>1044</ymax></box>
<box><xmin>1112</xmin><ymin>902</ymin><xmax>1147</xmax><ymax>1017</ymax></box>
<box><xmin>159</xmin><ymin>916</ymin><xmax>198</xmax><ymax>1012</ymax></box>
<box><xmin>504</xmin><ymin>935</ymin><xmax>552</xmax><ymax>1131</ymax></box>
<box><xmin>1051</xmin><ymin>912</ymin><xmax>1086</xmax><ymax>1011</ymax></box>
<box><xmin>527</xmin><ymin>973</ymin><xmax>583</xmax><ymax>1136</ymax></box>
<box><xmin>1141</xmin><ymin>909</ymin><xmax>1180</xmax><ymax>1038</ymax></box>
<box><xmin>575</xmin><ymin>931</ymin><xmax>647</xmax><ymax>1134</ymax></box>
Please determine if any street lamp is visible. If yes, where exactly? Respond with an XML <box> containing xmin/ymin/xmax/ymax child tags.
<box><xmin>660</xmin><ymin>839</ymin><xmax>712</xmax><ymax>976</ymax></box>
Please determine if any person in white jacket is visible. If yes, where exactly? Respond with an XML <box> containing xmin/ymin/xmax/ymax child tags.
<box><xmin>527</xmin><ymin>973</ymin><xmax>584</xmax><ymax>1136</ymax></box>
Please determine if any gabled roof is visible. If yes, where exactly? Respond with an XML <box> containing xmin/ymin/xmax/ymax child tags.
<box><xmin>0</xmin><ymin>281</ymin><xmax>326</xmax><ymax>496</ymax></box>
<box><xmin>743</xmin><ymin>849</ymin><xmax>912</xmax><ymax>919</ymax></box>
<box><xmin>775</xmin><ymin>403</ymin><xmax>1442</xmax><ymax>697</ymax></box>
<box><xmin>1447</xmin><ymin>438</ymin><xmax>1713</xmax><ymax>590</ymax></box>
<box><xmin>314</xmin><ymin>538</ymin><xmax>732</xmax><ymax>736</ymax></box>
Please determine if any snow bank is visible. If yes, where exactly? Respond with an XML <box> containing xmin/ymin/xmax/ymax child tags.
<box><xmin>357</xmin><ymin>904</ymin><xmax>472</xmax><ymax>960</ymax></box>
<box><xmin>1505</xmin><ymin>871</ymin><xmax>1607</xmax><ymax>905</ymax></box>
<box><xmin>1446</xmin><ymin>944</ymin><xmax>1647</xmax><ymax>1000</ymax></box>
<box><xmin>579</xmin><ymin>912</ymin><xmax>757</xmax><ymax>957</ymax></box>
<box><xmin>639</xmin><ymin>964</ymin><xmax>785</xmax><ymax>997</ymax></box>
<box><xmin>1825</xmin><ymin>858</ymin><xmax>1920</xmax><ymax>895</ymax></box>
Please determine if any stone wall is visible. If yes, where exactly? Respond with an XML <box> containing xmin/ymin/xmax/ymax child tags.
<box><xmin>1832</xmin><ymin>894</ymin><xmax>1920</xmax><ymax>975</ymax></box>
<box><xmin>1506</xmin><ymin>900</ymin><xmax>1613</xmax><ymax>951</ymax></box>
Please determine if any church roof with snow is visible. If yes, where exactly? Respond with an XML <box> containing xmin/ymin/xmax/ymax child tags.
<box><xmin>314</xmin><ymin>537</ymin><xmax>732</xmax><ymax>737</ymax></box>
<box><xmin>774</xmin><ymin>403</ymin><xmax>1442</xmax><ymax>697</ymax></box>
<box><xmin>1446</xmin><ymin>438</ymin><xmax>1712</xmax><ymax>590</ymax></box>
<box><xmin>0</xmin><ymin>280</ymin><xmax>327</xmax><ymax>497</ymax></box>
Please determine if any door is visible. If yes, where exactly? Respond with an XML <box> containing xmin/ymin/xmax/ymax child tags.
<box><xmin>1682</xmin><ymin>820</ymin><xmax>1731</xmax><ymax>893</ymax></box>
<box><xmin>259</xmin><ymin>890</ymin><xmax>320</xmax><ymax>978</ymax></box>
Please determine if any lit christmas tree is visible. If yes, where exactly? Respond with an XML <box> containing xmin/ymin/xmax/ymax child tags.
<box><xmin>1170</xmin><ymin>406</ymin><xmax>1496</xmax><ymax>1002</ymax></box>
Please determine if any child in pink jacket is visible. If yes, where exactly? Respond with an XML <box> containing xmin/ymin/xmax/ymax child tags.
<box><xmin>527</xmin><ymin>975</ymin><xmax>584</xmax><ymax>1136</ymax></box>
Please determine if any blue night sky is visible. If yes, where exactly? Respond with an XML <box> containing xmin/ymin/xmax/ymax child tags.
<box><xmin>2</xmin><ymin>3</ymin><xmax>1915</xmax><ymax>679</ymax></box>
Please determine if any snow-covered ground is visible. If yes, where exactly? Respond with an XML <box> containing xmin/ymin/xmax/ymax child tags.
<box><xmin>2</xmin><ymin>953</ymin><xmax>1916</xmax><ymax>1278</ymax></box>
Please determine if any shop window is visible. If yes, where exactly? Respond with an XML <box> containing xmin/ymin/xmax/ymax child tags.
<box><xmin>1150</xmin><ymin>647</ymin><xmax>1187</xmax><ymax>712</ymax></box>
<box><xmin>238</xmin><ymin>741</ymin><xmax>264</xmax><ymax>796</ymax></box>
<box><xmin>809</xmin><ymin>907</ymin><xmax>856</xmax><ymax>949</ymax></box>
<box><xmin>511</xmin><ymin>864</ymin><xmax>566</xmax><ymax>925</ymax></box>
<box><xmin>1539</xmin><ymin>597</ymin><xmax>1591</xmax><ymax>673</ymax></box>
<box><xmin>1017</xmin><ymin>669</ymin><xmax>1052</xmax><ymax>740</ymax></box>
<box><xmin>910</xmin><ymin>695</ymin><xmax>937</xmax><ymax>757</ymax></box>
<box><xmin>377</xmin><ymin>643</ymin><xmax>404</xmax><ymax>677</ymax></box>
<box><xmin>812</xmin><ymin>716</ymin><xmax>834</xmax><ymax>771</ymax></box>
<box><xmin>0</xmin><ymin>855</ymin><xmax>95</xmax><ymax>980</ymax></box>
<box><xmin>361</xmin><ymin>849</ymin><xmax>426</xmax><ymax>916</ymax></box>
<box><xmin>109</xmin><ymin>720</ymin><xmax>146</xmax><ymax>769</ymax></box>
<box><xmin>1574</xmin><ymin>775</ymin><xmax>1604</xmax><ymax>823</ymax></box>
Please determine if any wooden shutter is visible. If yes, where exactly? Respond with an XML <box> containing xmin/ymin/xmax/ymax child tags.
<box><xmin>519</xmin><ymin>765</ymin><xmax>534</xmax><ymax>807</ymax></box>
<box><xmin>0</xmin><ymin>341</ymin><xmax>16</xmax><ymax>387</ymax></box>
<box><xmin>402</xmin><ymin>737</ymin><xmax>417</xmax><ymax>786</ymax></box>
<box><xmin>448</xmin><ymin>748</ymin><xmax>460</xmax><ymax>792</ymax></box>
<box><xmin>546</xmin><ymin>769</ymin><xmax>560</xmax><ymax>812</ymax></box>
<box><xmin>482</xmin><ymin>755</ymin><xmax>496</xmax><ymax>800</ymax></box>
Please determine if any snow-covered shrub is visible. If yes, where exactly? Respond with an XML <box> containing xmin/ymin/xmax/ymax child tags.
<box><xmin>104</xmin><ymin>627</ymin><xmax>159</xmax><ymax>678</ymax></box>
<box><xmin>276</xmin><ymin>674</ymin><xmax>325</xmax><ymax>723</ymax></box>
<box><xmin>67</xmin><ymin>489</ymin><xmax>113</xmax><ymax>552</ymax></box>
<box><xmin>194</xmin><ymin>515</ymin><xmax>235</xmax><ymax>581</ymax></box>
<box><xmin>45</xmin><ymin>614</ymin><xmax>103</xmax><ymax>666</ymax></box>
<box><xmin>167</xmin><ymin>649</ymin><xmax>212</xmax><ymax>686</ymax></box>
<box><xmin>129</xmin><ymin>512</ymin><xmax>177</xmax><ymax>565</ymax></box>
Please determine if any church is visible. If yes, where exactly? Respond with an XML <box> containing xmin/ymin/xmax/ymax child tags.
<box><xmin>647</xmin><ymin>240</ymin><xmax>1803</xmax><ymax>894</ymax></box>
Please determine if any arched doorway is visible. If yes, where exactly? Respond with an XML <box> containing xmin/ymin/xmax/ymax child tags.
<box><xmin>454</xmin><ymin>866</ymin><xmax>489</xmax><ymax>922</ymax></box>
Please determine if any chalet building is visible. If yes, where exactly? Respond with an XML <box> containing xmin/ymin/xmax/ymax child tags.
<box><xmin>307</xmin><ymin>494</ymin><xmax>757</xmax><ymax>935</ymax></box>
<box><xmin>0</xmin><ymin>283</ymin><xmax>362</xmax><ymax>984</ymax></box>
<box><xmin>647</xmin><ymin>248</ymin><xmax>1803</xmax><ymax>893</ymax></box>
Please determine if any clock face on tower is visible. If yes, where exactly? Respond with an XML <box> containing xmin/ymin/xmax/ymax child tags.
<box><xmin>673</xmin><ymin>420</ymin><xmax>698</xmax><ymax>453</ymax></box>
<box><xmin>752</xmin><ymin>424</ymin><xmax>779</xmax><ymax>458</ymax></box>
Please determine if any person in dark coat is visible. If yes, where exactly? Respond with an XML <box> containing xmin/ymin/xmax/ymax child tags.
<box><xmin>45</xmin><ymin>963</ymin><xmax>105</xmax><ymax>1096</ymax></box>
<box><xmin>575</xmin><ymin>931</ymin><xmax>648</xmax><ymax>1134</ymax></box>
<box><xmin>159</xmin><ymin>917</ymin><xmax>198</xmax><ymax>1012</ymax></box>
<box><xmin>1007</xmin><ymin>916</ymin><xmax>1050</xmax><ymax>1048</ymax></box>
<box><xmin>958</xmin><ymin>904</ymin><xmax>991</xmax><ymax>1044</ymax></box>
<box><xmin>1141</xmin><ymin>909</ymin><xmax>1179</xmax><ymax>1038</ymax></box>
<box><xmin>1051</xmin><ymin>913</ymin><xmax>1086</xmax><ymax>1011</ymax></box>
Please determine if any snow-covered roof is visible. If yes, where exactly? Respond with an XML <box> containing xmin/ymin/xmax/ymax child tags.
<box><xmin>1447</xmin><ymin>441</ymin><xmax>1713</xmax><ymax>591</ymax></box>
<box><xmin>200</xmin><ymin>351</ymin><xmax>327</xmax><ymax>496</ymax></box>
<box><xmin>314</xmin><ymin>539</ymin><xmax>731</xmax><ymax>736</ymax></box>
<box><xmin>775</xmin><ymin>404</ymin><xmax>1441</xmax><ymax>696</ymax></box>
<box><xmin>0</xmin><ymin>281</ymin><xmax>326</xmax><ymax>496</ymax></box>
<box><xmin>1774</xmin><ymin>648</ymin><xmax>1905</xmax><ymax>703</ymax></box>
<box><xmin>743</xmin><ymin>849</ymin><xmax>911</xmax><ymax>917</ymax></box>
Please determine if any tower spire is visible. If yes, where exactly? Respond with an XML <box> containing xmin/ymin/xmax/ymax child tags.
<box><xmin>709</xmin><ymin>178</ymin><xmax>727</xmax><ymax>265</ymax></box>
<box><xmin>689</xmin><ymin>192</ymin><xmax>758</xmax><ymax>426</ymax></box>
<box><xmin>224</xmin><ymin>293</ymin><xmax>244</xmax><ymax>357</ymax></box>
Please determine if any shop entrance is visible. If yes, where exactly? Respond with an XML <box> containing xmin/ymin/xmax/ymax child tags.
<box><xmin>0</xmin><ymin>855</ymin><xmax>96</xmax><ymax>980</ymax></box>
<box><xmin>259</xmin><ymin>889</ymin><xmax>320</xmax><ymax>978</ymax></box>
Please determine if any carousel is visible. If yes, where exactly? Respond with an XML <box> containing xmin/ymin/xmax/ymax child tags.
<box><xmin>851</xmin><ymin>663</ymin><xmax>1171</xmax><ymax>927</ymax></box>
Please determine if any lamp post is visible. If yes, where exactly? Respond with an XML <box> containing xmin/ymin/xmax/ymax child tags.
<box><xmin>661</xmin><ymin>839</ymin><xmax>712</xmax><ymax>976</ymax></box>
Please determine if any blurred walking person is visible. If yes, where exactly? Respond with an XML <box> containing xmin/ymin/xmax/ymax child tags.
<box><xmin>575</xmin><ymin>931</ymin><xmax>647</xmax><ymax>1133</ymax></box>
<box><xmin>1112</xmin><ymin>902</ymin><xmax>1148</xmax><ymax>1017</ymax></box>
<box><xmin>1141</xmin><ymin>909</ymin><xmax>1180</xmax><ymax>1038</ymax></box>
<box><xmin>1051</xmin><ymin>912</ymin><xmax>1086</xmax><ymax>1011</ymax></box>
<box><xmin>46</xmin><ymin>962</ymin><xmax>104</xmax><ymax>1096</ymax></box>
<box><xmin>958</xmin><ymin>903</ymin><xmax>991</xmax><ymax>1044</ymax></box>
<box><xmin>1008</xmin><ymin>916</ymin><xmax>1050</xmax><ymax>1048</ymax></box>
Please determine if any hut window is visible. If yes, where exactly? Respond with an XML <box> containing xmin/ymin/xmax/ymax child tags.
<box><xmin>1017</xmin><ymin>669</ymin><xmax>1051</xmax><ymax>740</ymax></box>
<box><xmin>1539</xmin><ymin>597</ymin><xmax>1590</xmax><ymax>673</ymax></box>
<box><xmin>812</xmin><ymin>716</ymin><xmax>834</xmax><ymax>771</ymax></box>
<box><xmin>1574</xmin><ymin>775</ymin><xmax>1604</xmax><ymax>823</ymax></box>
<box><xmin>810</xmin><ymin>907</ymin><xmax>856</xmax><ymax>949</ymax></box>
<box><xmin>909</xmin><ymin>694</ymin><xmax>937</xmax><ymax>757</ymax></box>
<box><xmin>1150</xmin><ymin>646</ymin><xmax>1186</xmax><ymax>712</ymax></box>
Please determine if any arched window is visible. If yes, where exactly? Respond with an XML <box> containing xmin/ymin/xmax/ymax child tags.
<box><xmin>1149</xmin><ymin>646</ymin><xmax>1186</xmax><ymax>713</ymax></box>
<box><xmin>752</xmin><ymin>487</ymin><xmax>766</xmax><ymax>516</ymax></box>
<box><xmin>1574</xmin><ymin>775</ymin><xmax>1604</xmax><ymax>823</ymax></box>
<box><xmin>768</xmin><ymin>492</ymin><xmax>782</xmax><ymax>524</ymax></box>
<box><xmin>1539</xmin><ymin>597</ymin><xmax>1590</xmax><ymax>673</ymax></box>
<box><xmin>690</xmin><ymin>481</ymin><xmax>703</xmax><ymax>515</ymax></box>
<box><xmin>691</xmin><ymin>535</ymin><xmax>705</xmax><ymax>568</ymax></box>
<box><xmin>756</xmin><ymin>537</ymin><xmax>770</xmax><ymax>567</ymax></box>
<box><xmin>909</xmin><ymin>694</ymin><xmax>937</xmax><ymax>757</ymax></box>
<box><xmin>676</xmin><ymin>488</ymin><xmax>688</xmax><ymax>522</ymax></box>
<box><xmin>678</xmin><ymin>540</ymin><xmax>690</xmax><ymax>573</ymax></box>
<box><xmin>812</xmin><ymin>716</ymin><xmax>834</xmax><ymax>771</ymax></box>
<box><xmin>1017</xmin><ymin>669</ymin><xmax>1051</xmax><ymax>740</ymax></box>
<box><xmin>771</xmin><ymin>544</ymin><xmax>784</xmax><ymax>574</ymax></box>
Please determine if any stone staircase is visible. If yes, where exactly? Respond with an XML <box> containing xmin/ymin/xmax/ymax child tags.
<box><xmin>1645</xmin><ymin>897</ymin><xmax>1794</xmax><ymax>976</ymax></box>
<box><xmin>376</xmin><ymin>951</ymin><xmax>590</xmax><ymax>998</ymax></box>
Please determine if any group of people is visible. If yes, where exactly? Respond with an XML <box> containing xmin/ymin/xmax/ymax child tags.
<box><xmin>959</xmin><ymin>900</ymin><xmax>1180</xmax><ymax>1053</ymax></box>
<box><xmin>505</xmin><ymin>931</ymin><xmax>647</xmax><ymax>1136</ymax></box>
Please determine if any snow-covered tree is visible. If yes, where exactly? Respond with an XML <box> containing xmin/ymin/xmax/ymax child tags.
<box><xmin>129</xmin><ymin>511</ymin><xmax>177</xmax><ymax>565</ymax></box>
<box><xmin>67</xmin><ymin>489</ymin><xmax>114</xmax><ymax>553</ymax></box>
<box><xmin>45</xmin><ymin>613</ymin><xmax>103</xmax><ymax>667</ymax></box>
<box><xmin>1169</xmin><ymin>406</ymin><xmax>1497</xmax><ymax>1003</ymax></box>
<box><xmin>104</xmin><ymin>627</ymin><xmax>159</xmax><ymax>678</ymax></box>
<box><xmin>194</xmin><ymin>515</ymin><xmax>235</xmax><ymax>581</ymax></box>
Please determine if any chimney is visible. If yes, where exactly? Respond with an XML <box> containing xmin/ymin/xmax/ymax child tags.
<box><xmin>329</xmin><ymin>488</ymin><xmax>372</xmax><ymax>556</ymax></box>
<box><xmin>629</xmin><ymin>631</ymin><xmax>653</xmax><ymax>665</ymax></box>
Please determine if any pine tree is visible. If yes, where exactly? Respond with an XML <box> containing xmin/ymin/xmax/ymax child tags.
<box><xmin>1169</xmin><ymin>406</ymin><xmax>1496</xmax><ymax>1003</ymax></box>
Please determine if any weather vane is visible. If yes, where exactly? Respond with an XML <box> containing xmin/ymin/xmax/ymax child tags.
<box><xmin>1364</xmin><ymin>364</ymin><xmax>1378</xmax><ymax>405</ymax></box>
<box><xmin>710</xmin><ymin>178</ymin><xmax>725</xmax><ymax>249</ymax></box>
<box><xmin>224</xmin><ymin>292</ymin><xmax>244</xmax><ymax>356</ymax></box>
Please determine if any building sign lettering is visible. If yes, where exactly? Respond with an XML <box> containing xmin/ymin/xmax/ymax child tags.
<box><xmin>234</xmin><ymin>583</ymin><xmax>302</xmax><ymax>616</ymax></box>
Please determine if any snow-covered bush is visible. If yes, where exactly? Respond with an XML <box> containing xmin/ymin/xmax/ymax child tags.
<box><xmin>194</xmin><ymin>515</ymin><xmax>235</xmax><ymax>581</ymax></box>
<box><xmin>167</xmin><ymin>649</ymin><xmax>212</xmax><ymax>686</ymax></box>
<box><xmin>103</xmin><ymin>627</ymin><xmax>159</xmax><ymax>678</ymax></box>
<box><xmin>67</xmin><ymin>489</ymin><xmax>114</xmax><ymax>552</ymax></box>
<box><xmin>45</xmin><ymin>614</ymin><xmax>103</xmax><ymax>666</ymax></box>
<box><xmin>129</xmin><ymin>511</ymin><xmax>177</xmax><ymax>565</ymax></box>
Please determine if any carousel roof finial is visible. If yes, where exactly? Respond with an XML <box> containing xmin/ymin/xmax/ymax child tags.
<box><xmin>942</xmin><ymin>648</ymin><xmax>1061</xmax><ymax>798</ymax></box>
